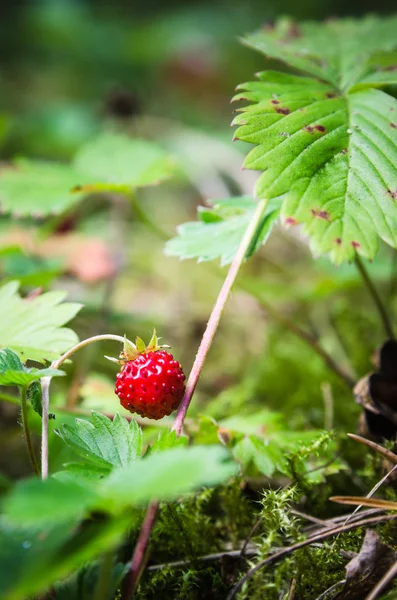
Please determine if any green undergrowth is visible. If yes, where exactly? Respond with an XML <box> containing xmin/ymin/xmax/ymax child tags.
<box><xmin>130</xmin><ymin>484</ymin><xmax>397</xmax><ymax>599</ymax></box>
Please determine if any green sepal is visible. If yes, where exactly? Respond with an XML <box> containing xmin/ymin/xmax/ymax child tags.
<box><xmin>135</xmin><ymin>337</ymin><xmax>146</xmax><ymax>354</ymax></box>
<box><xmin>105</xmin><ymin>330</ymin><xmax>169</xmax><ymax>365</ymax></box>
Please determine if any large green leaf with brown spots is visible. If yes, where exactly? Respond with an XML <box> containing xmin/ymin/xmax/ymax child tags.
<box><xmin>233</xmin><ymin>16</ymin><xmax>397</xmax><ymax>264</ymax></box>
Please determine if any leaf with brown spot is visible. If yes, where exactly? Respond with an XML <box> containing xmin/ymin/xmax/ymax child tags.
<box><xmin>233</xmin><ymin>73</ymin><xmax>397</xmax><ymax>264</ymax></box>
<box><xmin>234</xmin><ymin>17</ymin><xmax>397</xmax><ymax>263</ymax></box>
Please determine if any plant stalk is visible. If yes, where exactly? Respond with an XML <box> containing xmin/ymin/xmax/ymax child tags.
<box><xmin>123</xmin><ymin>199</ymin><xmax>268</xmax><ymax>598</ymax></box>
<box><xmin>121</xmin><ymin>502</ymin><xmax>160</xmax><ymax>599</ymax></box>
<box><xmin>172</xmin><ymin>199</ymin><xmax>268</xmax><ymax>435</ymax></box>
<box><xmin>20</xmin><ymin>385</ymin><xmax>40</xmax><ymax>476</ymax></box>
<box><xmin>41</xmin><ymin>334</ymin><xmax>128</xmax><ymax>479</ymax></box>
<box><xmin>355</xmin><ymin>255</ymin><xmax>395</xmax><ymax>339</ymax></box>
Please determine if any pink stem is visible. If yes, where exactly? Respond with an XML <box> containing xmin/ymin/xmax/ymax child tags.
<box><xmin>124</xmin><ymin>199</ymin><xmax>268</xmax><ymax>598</ymax></box>
<box><xmin>121</xmin><ymin>502</ymin><xmax>160</xmax><ymax>599</ymax></box>
<box><xmin>172</xmin><ymin>199</ymin><xmax>267</xmax><ymax>435</ymax></box>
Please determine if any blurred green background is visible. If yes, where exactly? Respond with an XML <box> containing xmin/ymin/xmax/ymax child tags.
<box><xmin>0</xmin><ymin>0</ymin><xmax>396</xmax><ymax>479</ymax></box>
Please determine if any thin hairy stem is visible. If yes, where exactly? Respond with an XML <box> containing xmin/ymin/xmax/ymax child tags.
<box><xmin>172</xmin><ymin>199</ymin><xmax>268</xmax><ymax>435</ymax></box>
<box><xmin>52</xmin><ymin>334</ymin><xmax>127</xmax><ymax>370</ymax></box>
<box><xmin>41</xmin><ymin>333</ymin><xmax>128</xmax><ymax>479</ymax></box>
<box><xmin>20</xmin><ymin>386</ymin><xmax>40</xmax><ymax>476</ymax></box>
<box><xmin>355</xmin><ymin>255</ymin><xmax>395</xmax><ymax>339</ymax></box>
<box><xmin>124</xmin><ymin>199</ymin><xmax>269</xmax><ymax>597</ymax></box>
<box><xmin>121</xmin><ymin>502</ymin><xmax>160</xmax><ymax>599</ymax></box>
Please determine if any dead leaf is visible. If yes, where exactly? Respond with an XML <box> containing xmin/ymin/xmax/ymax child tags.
<box><xmin>336</xmin><ymin>529</ymin><xmax>397</xmax><ymax>599</ymax></box>
<box><xmin>355</xmin><ymin>340</ymin><xmax>397</xmax><ymax>440</ymax></box>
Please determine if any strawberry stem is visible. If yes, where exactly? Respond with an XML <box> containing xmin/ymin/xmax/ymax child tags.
<box><xmin>172</xmin><ymin>198</ymin><xmax>268</xmax><ymax>435</ymax></box>
<box><xmin>123</xmin><ymin>199</ymin><xmax>268</xmax><ymax>598</ymax></box>
<box><xmin>40</xmin><ymin>333</ymin><xmax>129</xmax><ymax>479</ymax></box>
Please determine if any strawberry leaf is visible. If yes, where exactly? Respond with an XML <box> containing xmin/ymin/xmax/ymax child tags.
<box><xmin>73</xmin><ymin>133</ymin><xmax>176</xmax><ymax>191</ymax></box>
<box><xmin>98</xmin><ymin>445</ymin><xmax>237</xmax><ymax>510</ymax></box>
<box><xmin>165</xmin><ymin>196</ymin><xmax>279</xmax><ymax>265</ymax></box>
<box><xmin>234</xmin><ymin>62</ymin><xmax>397</xmax><ymax>263</ymax></box>
<box><xmin>243</xmin><ymin>16</ymin><xmax>397</xmax><ymax>90</ymax></box>
<box><xmin>3</xmin><ymin>446</ymin><xmax>237</xmax><ymax>523</ymax></box>
<box><xmin>147</xmin><ymin>430</ymin><xmax>188</xmax><ymax>454</ymax></box>
<box><xmin>0</xmin><ymin>160</ymin><xmax>86</xmax><ymax>217</ymax></box>
<box><xmin>0</xmin><ymin>516</ymin><xmax>129</xmax><ymax>600</ymax></box>
<box><xmin>233</xmin><ymin>435</ymin><xmax>287</xmax><ymax>477</ymax></box>
<box><xmin>0</xmin><ymin>282</ymin><xmax>81</xmax><ymax>362</ymax></box>
<box><xmin>0</xmin><ymin>135</ymin><xmax>175</xmax><ymax>217</ymax></box>
<box><xmin>27</xmin><ymin>380</ymin><xmax>43</xmax><ymax>417</ymax></box>
<box><xmin>3</xmin><ymin>478</ymin><xmax>98</xmax><ymax>527</ymax></box>
<box><xmin>0</xmin><ymin>348</ymin><xmax>23</xmax><ymax>373</ymax></box>
<box><xmin>0</xmin><ymin>368</ymin><xmax>64</xmax><ymax>387</ymax></box>
<box><xmin>57</xmin><ymin>412</ymin><xmax>143</xmax><ymax>472</ymax></box>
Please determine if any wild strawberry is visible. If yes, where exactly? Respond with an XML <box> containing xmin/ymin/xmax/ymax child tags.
<box><xmin>109</xmin><ymin>331</ymin><xmax>186</xmax><ymax>420</ymax></box>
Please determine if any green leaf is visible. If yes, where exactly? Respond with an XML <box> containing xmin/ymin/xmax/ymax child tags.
<box><xmin>0</xmin><ymin>348</ymin><xmax>64</xmax><ymax>388</ymax></box>
<box><xmin>0</xmin><ymin>159</ymin><xmax>86</xmax><ymax>217</ymax></box>
<box><xmin>0</xmin><ymin>522</ymin><xmax>77</xmax><ymax>600</ymax></box>
<box><xmin>219</xmin><ymin>409</ymin><xmax>285</xmax><ymax>436</ymax></box>
<box><xmin>27</xmin><ymin>380</ymin><xmax>43</xmax><ymax>417</ymax></box>
<box><xmin>233</xmin><ymin>70</ymin><xmax>397</xmax><ymax>263</ymax></box>
<box><xmin>0</xmin><ymin>135</ymin><xmax>175</xmax><ymax>218</ymax></box>
<box><xmin>0</xmin><ymin>281</ymin><xmax>82</xmax><ymax>362</ymax></box>
<box><xmin>73</xmin><ymin>133</ymin><xmax>176</xmax><ymax>190</ymax></box>
<box><xmin>147</xmin><ymin>430</ymin><xmax>188</xmax><ymax>454</ymax></box>
<box><xmin>0</xmin><ymin>516</ymin><xmax>130</xmax><ymax>600</ymax></box>
<box><xmin>4</xmin><ymin>447</ymin><xmax>236</xmax><ymax>526</ymax></box>
<box><xmin>0</xmin><ymin>368</ymin><xmax>64</xmax><ymax>387</ymax></box>
<box><xmin>0</xmin><ymin>248</ymin><xmax>62</xmax><ymax>288</ymax></box>
<box><xmin>233</xmin><ymin>435</ymin><xmax>287</xmax><ymax>477</ymax></box>
<box><xmin>99</xmin><ymin>445</ymin><xmax>237</xmax><ymax>510</ymax></box>
<box><xmin>55</xmin><ymin>462</ymin><xmax>108</xmax><ymax>483</ymax></box>
<box><xmin>3</xmin><ymin>478</ymin><xmax>98</xmax><ymax>528</ymax></box>
<box><xmin>0</xmin><ymin>348</ymin><xmax>23</xmax><ymax>373</ymax></box>
<box><xmin>165</xmin><ymin>196</ymin><xmax>279</xmax><ymax>265</ymax></box>
<box><xmin>57</xmin><ymin>412</ymin><xmax>143</xmax><ymax>471</ymax></box>
<box><xmin>242</xmin><ymin>16</ymin><xmax>397</xmax><ymax>90</ymax></box>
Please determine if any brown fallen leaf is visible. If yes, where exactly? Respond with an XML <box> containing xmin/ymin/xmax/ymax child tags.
<box><xmin>355</xmin><ymin>340</ymin><xmax>397</xmax><ymax>440</ymax></box>
<box><xmin>335</xmin><ymin>529</ymin><xmax>397</xmax><ymax>600</ymax></box>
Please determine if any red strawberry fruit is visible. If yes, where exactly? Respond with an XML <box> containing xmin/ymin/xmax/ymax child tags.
<box><xmin>110</xmin><ymin>331</ymin><xmax>186</xmax><ymax>420</ymax></box>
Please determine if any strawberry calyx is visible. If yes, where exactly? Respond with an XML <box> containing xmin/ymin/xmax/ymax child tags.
<box><xmin>105</xmin><ymin>329</ymin><xmax>170</xmax><ymax>365</ymax></box>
